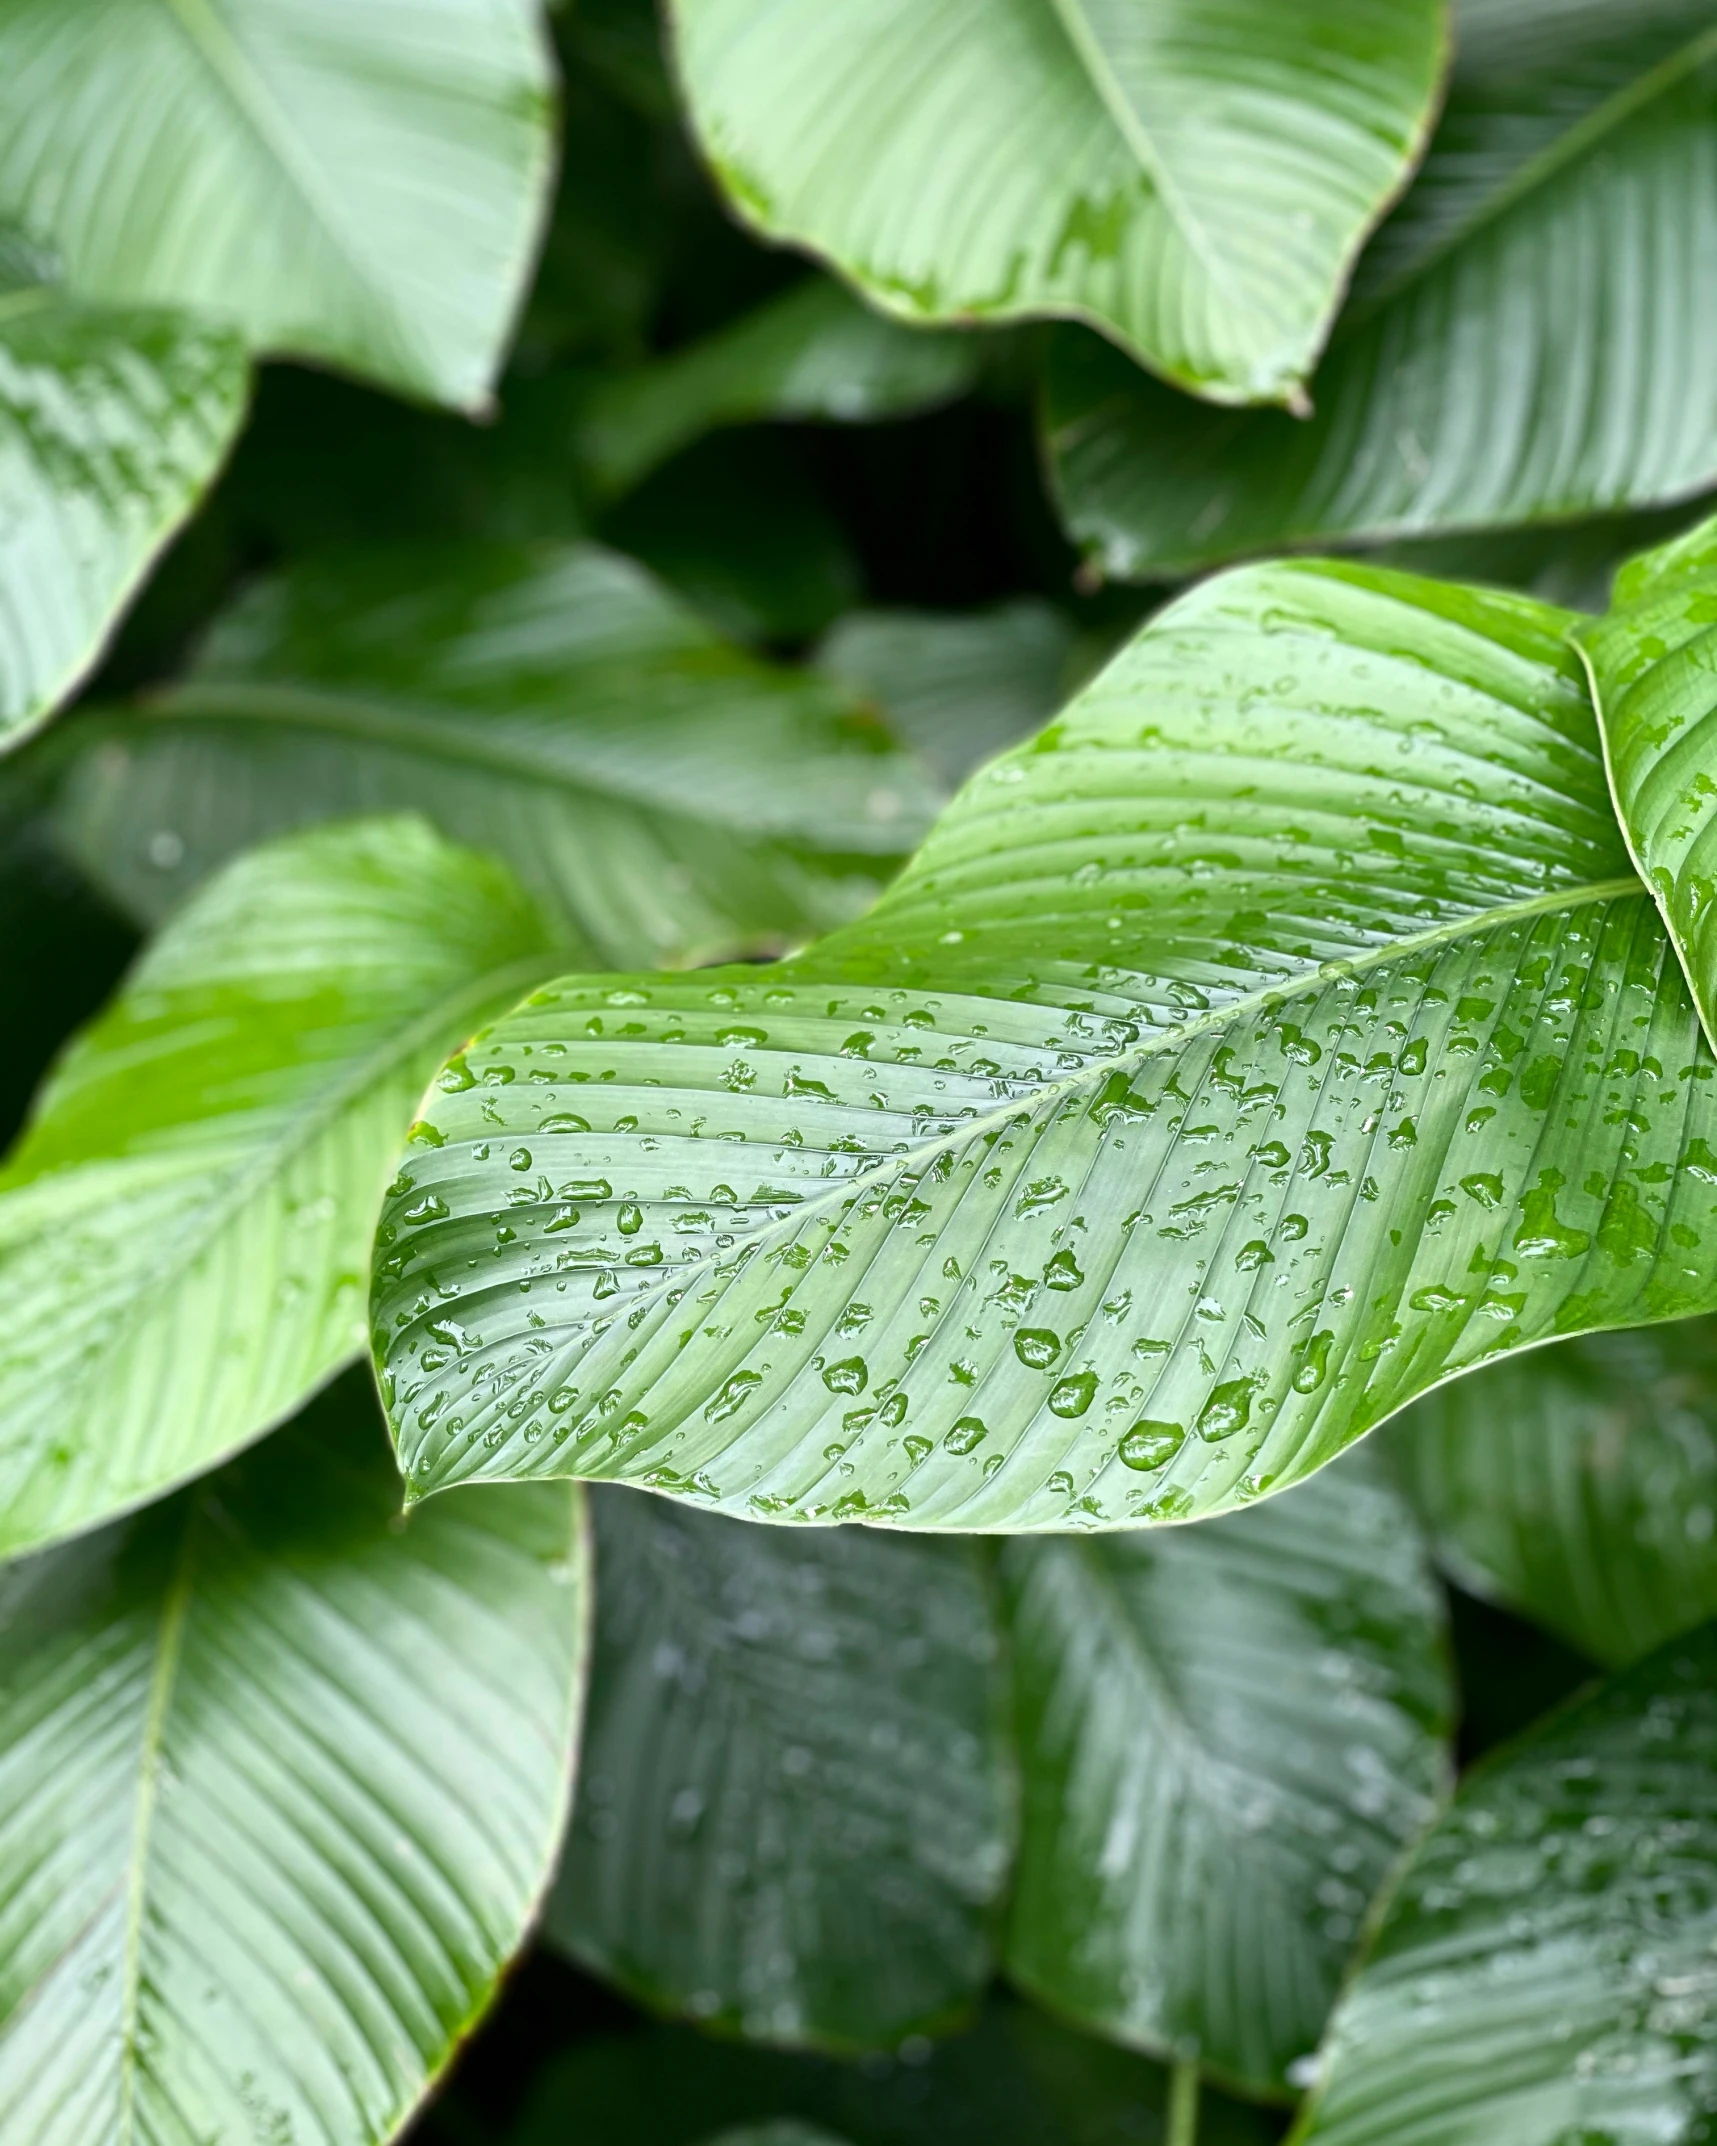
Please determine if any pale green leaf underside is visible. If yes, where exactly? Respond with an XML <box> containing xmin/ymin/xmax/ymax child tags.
<box><xmin>375</xmin><ymin>559</ymin><xmax>1717</xmax><ymax>1531</ymax></box>
<box><xmin>1002</xmin><ymin>1450</ymin><xmax>1451</xmax><ymax>2095</ymax></box>
<box><xmin>49</xmin><ymin>544</ymin><xmax>942</xmax><ymax>970</ymax></box>
<box><xmin>0</xmin><ymin>816</ymin><xmax>557</xmax><ymax>1564</ymax></box>
<box><xmin>0</xmin><ymin>287</ymin><xmax>247</xmax><ymax>748</ymax></box>
<box><xmin>0</xmin><ymin>1383</ymin><xmax>588</xmax><ymax>2146</ymax></box>
<box><xmin>1386</xmin><ymin>1316</ymin><xmax>1717</xmax><ymax>1667</ymax></box>
<box><xmin>1573</xmin><ymin>505</ymin><xmax>1717</xmax><ymax>1059</ymax></box>
<box><xmin>1048</xmin><ymin>1</ymin><xmax>1717</xmax><ymax>574</ymax></box>
<box><xmin>669</xmin><ymin>0</ymin><xmax>1446</xmax><ymax>403</ymax></box>
<box><xmin>547</xmin><ymin>1489</ymin><xmax>1010</xmax><ymax>2049</ymax></box>
<box><xmin>1294</xmin><ymin>1622</ymin><xmax>1717</xmax><ymax>2146</ymax></box>
<box><xmin>0</xmin><ymin>0</ymin><xmax>555</xmax><ymax>409</ymax></box>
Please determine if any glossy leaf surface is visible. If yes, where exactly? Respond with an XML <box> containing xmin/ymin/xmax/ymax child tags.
<box><xmin>668</xmin><ymin>0</ymin><xmax>1446</xmax><ymax>404</ymax></box>
<box><xmin>1387</xmin><ymin>1318</ymin><xmax>1717</xmax><ymax>1667</ymax></box>
<box><xmin>1574</xmin><ymin>507</ymin><xmax>1717</xmax><ymax>1055</ymax></box>
<box><xmin>1295</xmin><ymin>1621</ymin><xmax>1717</xmax><ymax>2145</ymax></box>
<box><xmin>376</xmin><ymin>557</ymin><xmax>1717</xmax><ymax>1530</ymax></box>
<box><xmin>0</xmin><ymin>1381</ymin><xmax>589</xmax><ymax>2146</ymax></box>
<box><xmin>1003</xmin><ymin>1451</ymin><xmax>1451</xmax><ymax>2095</ymax></box>
<box><xmin>50</xmin><ymin>544</ymin><xmax>940</xmax><ymax>967</ymax></box>
<box><xmin>0</xmin><ymin>0</ymin><xmax>555</xmax><ymax>409</ymax></box>
<box><xmin>0</xmin><ymin>817</ymin><xmax>556</xmax><ymax>1564</ymax></box>
<box><xmin>0</xmin><ymin>274</ymin><xmax>247</xmax><ymax>748</ymax></box>
<box><xmin>547</xmin><ymin>1489</ymin><xmax>1011</xmax><ymax>2048</ymax></box>
<box><xmin>1048</xmin><ymin>3</ymin><xmax>1717</xmax><ymax>574</ymax></box>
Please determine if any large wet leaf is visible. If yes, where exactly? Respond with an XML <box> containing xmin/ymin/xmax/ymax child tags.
<box><xmin>0</xmin><ymin>816</ymin><xmax>557</xmax><ymax>1564</ymax></box>
<box><xmin>0</xmin><ymin>263</ymin><xmax>247</xmax><ymax>748</ymax></box>
<box><xmin>546</xmin><ymin>1490</ymin><xmax>1011</xmax><ymax>2049</ymax></box>
<box><xmin>1002</xmin><ymin>1450</ymin><xmax>1451</xmax><ymax>2096</ymax></box>
<box><xmin>373</xmin><ymin>558</ymin><xmax>1717</xmax><ymax>1531</ymax></box>
<box><xmin>49</xmin><ymin>544</ymin><xmax>938</xmax><ymax>968</ymax></box>
<box><xmin>1294</xmin><ymin>1621</ymin><xmax>1717</xmax><ymax>2145</ymax></box>
<box><xmin>1573</xmin><ymin>508</ymin><xmax>1717</xmax><ymax>1055</ymax></box>
<box><xmin>1386</xmin><ymin>1319</ymin><xmax>1717</xmax><ymax>1667</ymax></box>
<box><xmin>0</xmin><ymin>0</ymin><xmax>555</xmax><ymax>410</ymax></box>
<box><xmin>1047</xmin><ymin>2</ymin><xmax>1717</xmax><ymax>575</ymax></box>
<box><xmin>0</xmin><ymin>1378</ymin><xmax>588</xmax><ymax>2146</ymax></box>
<box><xmin>668</xmin><ymin>0</ymin><xmax>1446</xmax><ymax>405</ymax></box>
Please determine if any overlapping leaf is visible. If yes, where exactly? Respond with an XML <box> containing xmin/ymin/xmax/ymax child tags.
<box><xmin>0</xmin><ymin>0</ymin><xmax>555</xmax><ymax>409</ymax></box>
<box><xmin>0</xmin><ymin>1379</ymin><xmax>589</xmax><ymax>2146</ymax></box>
<box><xmin>1002</xmin><ymin>1450</ymin><xmax>1451</xmax><ymax>2095</ymax></box>
<box><xmin>1294</xmin><ymin>1621</ymin><xmax>1717</xmax><ymax>2145</ymax></box>
<box><xmin>48</xmin><ymin>544</ymin><xmax>941</xmax><ymax>966</ymax></box>
<box><xmin>1047</xmin><ymin>1</ymin><xmax>1717</xmax><ymax>575</ymax></box>
<box><xmin>0</xmin><ymin>816</ymin><xmax>557</xmax><ymax>1564</ymax></box>
<box><xmin>1387</xmin><ymin>1317</ymin><xmax>1717</xmax><ymax>1666</ymax></box>
<box><xmin>547</xmin><ymin>1490</ymin><xmax>1011</xmax><ymax>2048</ymax></box>
<box><xmin>668</xmin><ymin>0</ymin><xmax>1446</xmax><ymax>404</ymax></box>
<box><xmin>375</xmin><ymin>559</ymin><xmax>1717</xmax><ymax>1530</ymax></box>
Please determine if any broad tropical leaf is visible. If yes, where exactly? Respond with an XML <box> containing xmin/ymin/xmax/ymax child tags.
<box><xmin>48</xmin><ymin>544</ymin><xmax>938</xmax><ymax>968</ymax></box>
<box><xmin>1047</xmin><ymin>1</ymin><xmax>1717</xmax><ymax>575</ymax></box>
<box><xmin>576</xmin><ymin>277</ymin><xmax>984</xmax><ymax>499</ymax></box>
<box><xmin>667</xmin><ymin>0</ymin><xmax>1447</xmax><ymax>405</ymax></box>
<box><xmin>0</xmin><ymin>257</ymin><xmax>247</xmax><ymax>748</ymax></box>
<box><xmin>375</xmin><ymin>557</ymin><xmax>1717</xmax><ymax>1531</ymax></box>
<box><xmin>818</xmin><ymin>601</ymin><xmax>1080</xmax><ymax>786</ymax></box>
<box><xmin>0</xmin><ymin>0</ymin><xmax>555</xmax><ymax>410</ymax></box>
<box><xmin>547</xmin><ymin>1489</ymin><xmax>1011</xmax><ymax>2049</ymax></box>
<box><xmin>1002</xmin><ymin>1450</ymin><xmax>1451</xmax><ymax>2096</ymax></box>
<box><xmin>0</xmin><ymin>816</ymin><xmax>557</xmax><ymax>1564</ymax></box>
<box><xmin>0</xmin><ymin>1377</ymin><xmax>589</xmax><ymax>2146</ymax></box>
<box><xmin>1573</xmin><ymin>508</ymin><xmax>1717</xmax><ymax>1055</ymax></box>
<box><xmin>1294</xmin><ymin>1621</ymin><xmax>1717</xmax><ymax>2145</ymax></box>
<box><xmin>1387</xmin><ymin>1318</ymin><xmax>1717</xmax><ymax>1667</ymax></box>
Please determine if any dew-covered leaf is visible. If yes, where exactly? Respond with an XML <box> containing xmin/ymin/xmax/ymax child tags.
<box><xmin>48</xmin><ymin>544</ymin><xmax>941</xmax><ymax>967</ymax></box>
<box><xmin>1002</xmin><ymin>1449</ymin><xmax>1452</xmax><ymax>2096</ymax></box>
<box><xmin>1047</xmin><ymin>3</ymin><xmax>1717</xmax><ymax>575</ymax></box>
<box><xmin>0</xmin><ymin>0</ymin><xmax>555</xmax><ymax>409</ymax></box>
<box><xmin>1386</xmin><ymin>1318</ymin><xmax>1717</xmax><ymax>1667</ymax></box>
<box><xmin>546</xmin><ymin>1488</ymin><xmax>1010</xmax><ymax>2049</ymax></box>
<box><xmin>0</xmin><ymin>1377</ymin><xmax>589</xmax><ymax>2146</ymax></box>
<box><xmin>668</xmin><ymin>0</ymin><xmax>1446</xmax><ymax>405</ymax></box>
<box><xmin>0</xmin><ymin>816</ymin><xmax>557</xmax><ymax>1564</ymax></box>
<box><xmin>1293</xmin><ymin>1621</ymin><xmax>1717</xmax><ymax>2145</ymax></box>
<box><xmin>374</xmin><ymin>558</ymin><xmax>1717</xmax><ymax>1531</ymax></box>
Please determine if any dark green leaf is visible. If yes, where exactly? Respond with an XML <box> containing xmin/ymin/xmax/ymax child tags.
<box><xmin>1002</xmin><ymin>1450</ymin><xmax>1452</xmax><ymax>2096</ymax></box>
<box><xmin>49</xmin><ymin>544</ymin><xmax>941</xmax><ymax>967</ymax></box>
<box><xmin>1294</xmin><ymin>1622</ymin><xmax>1717</xmax><ymax>2145</ymax></box>
<box><xmin>0</xmin><ymin>816</ymin><xmax>556</xmax><ymax>1563</ymax></box>
<box><xmin>668</xmin><ymin>0</ymin><xmax>1447</xmax><ymax>404</ymax></box>
<box><xmin>1047</xmin><ymin>3</ymin><xmax>1717</xmax><ymax>574</ymax></box>
<box><xmin>546</xmin><ymin>1489</ymin><xmax>1011</xmax><ymax>2049</ymax></box>
<box><xmin>1386</xmin><ymin>1318</ymin><xmax>1717</xmax><ymax>1667</ymax></box>
<box><xmin>0</xmin><ymin>1377</ymin><xmax>589</xmax><ymax>2144</ymax></box>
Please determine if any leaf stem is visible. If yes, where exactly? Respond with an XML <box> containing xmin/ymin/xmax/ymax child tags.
<box><xmin>1168</xmin><ymin>2057</ymin><xmax>1200</xmax><ymax>2146</ymax></box>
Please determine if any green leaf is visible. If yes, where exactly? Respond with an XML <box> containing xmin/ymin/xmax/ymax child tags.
<box><xmin>0</xmin><ymin>1376</ymin><xmax>589</xmax><ymax>2146</ymax></box>
<box><xmin>700</xmin><ymin>2128</ymin><xmax>853</xmax><ymax>2146</ymax></box>
<box><xmin>0</xmin><ymin>0</ymin><xmax>555</xmax><ymax>410</ymax></box>
<box><xmin>1046</xmin><ymin>4</ymin><xmax>1717</xmax><ymax>575</ymax></box>
<box><xmin>1002</xmin><ymin>1449</ymin><xmax>1452</xmax><ymax>2096</ymax></box>
<box><xmin>817</xmin><ymin>601</ymin><xmax>1080</xmax><ymax>787</ymax></box>
<box><xmin>376</xmin><ymin>556</ymin><xmax>1717</xmax><ymax>1530</ymax></box>
<box><xmin>1385</xmin><ymin>1318</ymin><xmax>1717</xmax><ymax>1667</ymax></box>
<box><xmin>576</xmin><ymin>277</ymin><xmax>985</xmax><ymax>500</ymax></box>
<box><xmin>0</xmin><ymin>815</ymin><xmax>557</xmax><ymax>1564</ymax></box>
<box><xmin>667</xmin><ymin>0</ymin><xmax>1447</xmax><ymax>405</ymax></box>
<box><xmin>1293</xmin><ymin>1621</ymin><xmax>1717</xmax><ymax>2145</ymax></box>
<box><xmin>0</xmin><ymin>273</ymin><xmax>247</xmax><ymax>747</ymax></box>
<box><xmin>546</xmin><ymin>1489</ymin><xmax>1011</xmax><ymax>2049</ymax></box>
<box><xmin>1572</xmin><ymin>507</ymin><xmax>1717</xmax><ymax>1055</ymax></box>
<box><xmin>47</xmin><ymin>544</ymin><xmax>942</xmax><ymax>968</ymax></box>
